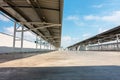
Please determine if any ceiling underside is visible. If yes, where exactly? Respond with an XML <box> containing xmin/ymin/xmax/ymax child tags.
<box><xmin>68</xmin><ymin>25</ymin><xmax>120</xmax><ymax>48</ymax></box>
<box><xmin>0</xmin><ymin>0</ymin><xmax>63</xmax><ymax>48</ymax></box>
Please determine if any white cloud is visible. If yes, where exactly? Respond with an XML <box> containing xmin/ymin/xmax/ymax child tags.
<box><xmin>66</xmin><ymin>15</ymin><xmax>79</xmax><ymax>21</ymax></box>
<box><xmin>61</xmin><ymin>34</ymin><xmax>92</xmax><ymax>48</ymax></box>
<box><xmin>92</xmin><ymin>4</ymin><xmax>104</xmax><ymax>8</ymax></box>
<box><xmin>98</xmin><ymin>27</ymin><xmax>108</xmax><ymax>33</ymax></box>
<box><xmin>82</xmin><ymin>33</ymin><xmax>91</xmax><ymax>39</ymax></box>
<box><xmin>0</xmin><ymin>14</ymin><xmax>10</xmax><ymax>22</ymax></box>
<box><xmin>84</xmin><ymin>15</ymin><xmax>100</xmax><ymax>20</ymax></box>
<box><xmin>101</xmin><ymin>11</ymin><xmax>120</xmax><ymax>22</ymax></box>
<box><xmin>3</xmin><ymin>26</ymin><xmax>36</xmax><ymax>41</ymax></box>
<box><xmin>84</xmin><ymin>11</ymin><xmax>120</xmax><ymax>24</ymax></box>
<box><xmin>61</xmin><ymin>36</ymin><xmax>80</xmax><ymax>48</ymax></box>
<box><xmin>24</xmin><ymin>32</ymin><xmax>36</xmax><ymax>41</ymax></box>
<box><xmin>74</xmin><ymin>21</ymin><xmax>85</xmax><ymax>26</ymax></box>
<box><xmin>3</xmin><ymin>26</ymin><xmax>14</xmax><ymax>35</ymax></box>
<box><xmin>66</xmin><ymin>15</ymin><xmax>85</xmax><ymax>26</ymax></box>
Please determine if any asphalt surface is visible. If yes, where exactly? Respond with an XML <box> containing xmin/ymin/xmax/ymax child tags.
<box><xmin>0</xmin><ymin>51</ymin><xmax>120</xmax><ymax>80</ymax></box>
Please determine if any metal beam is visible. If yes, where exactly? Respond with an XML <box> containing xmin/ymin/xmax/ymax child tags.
<box><xmin>18</xmin><ymin>22</ymin><xmax>59</xmax><ymax>25</ymax></box>
<box><xmin>3</xmin><ymin>0</ymin><xmax>48</xmax><ymax>40</ymax></box>
<box><xmin>28</xmin><ymin>0</ymin><xmax>46</xmax><ymax>22</ymax></box>
<box><xmin>4</xmin><ymin>0</ymin><xmax>31</xmax><ymax>21</ymax></box>
<box><xmin>2</xmin><ymin>6</ymin><xmax>60</xmax><ymax>11</ymax></box>
<box><xmin>28</xmin><ymin>0</ymin><xmax>57</xmax><ymax>44</ymax></box>
<box><xmin>2</xmin><ymin>0</ymin><xmax>61</xmax><ymax>48</ymax></box>
<box><xmin>32</xmin><ymin>0</ymin><xmax>55</xmax><ymax>39</ymax></box>
<box><xmin>0</xmin><ymin>7</ymin><xmax>41</xmax><ymax>39</ymax></box>
<box><xmin>59</xmin><ymin>0</ymin><xmax>62</xmax><ymax>47</ymax></box>
<box><xmin>17</xmin><ymin>24</ymin><xmax>61</xmax><ymax>32</ymax></box>
<box><xmin>45</xmin><ymin>36</ymin><xmax>60</xmax><ymax>38</ymax></box>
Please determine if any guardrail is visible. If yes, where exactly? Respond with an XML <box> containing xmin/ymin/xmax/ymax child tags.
<box><xmin>0</xmin><ymin>46</ymin><xmax>53</xmax><ymax>54</ymax></box>
<box><xmin>87</xmin><ymin>42</ymin><xmax>120</xmax><ymax>51</ymax></box>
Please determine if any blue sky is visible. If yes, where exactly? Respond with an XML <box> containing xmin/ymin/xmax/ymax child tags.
<box><xmin>1</xmin><ymin>0</ymin><xmax>120</xmax><ymax>48</ymax></box>
<box><xmin>61</xmin><ymin>0</ymin><xmax>120</xmax><ymax>47</ymax></box>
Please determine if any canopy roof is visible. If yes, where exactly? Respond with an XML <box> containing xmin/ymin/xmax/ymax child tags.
<box><xmin>68</xmin><ymin>25</ymin><xmax>120</xmax><ymax>48</ymax></box>
<box><xmin>0</xmin><ymin>0</ymin><xmax>63</xmax><ymax>48</ymax></box>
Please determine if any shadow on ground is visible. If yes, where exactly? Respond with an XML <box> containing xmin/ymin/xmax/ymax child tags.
<box><xmin>0</xmin><ymin>66</ymin><xmax>120</xmax><ymax>80</ymax></box>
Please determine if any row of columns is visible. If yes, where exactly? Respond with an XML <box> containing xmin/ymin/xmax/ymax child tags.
<box><xmin>13</xmin><ymin>22</ymin><xmax>55</xmax><ymax>50</ymax></box>
<box><xmin>87</xmin><ymin>35</ymin><xmax>120</xmax><ymax>51</ymax></box>
<box><xmin>35</xmin><ymin>35</ymin><xmax>55</xmax><ymax>50</ymax></box>
<box><xmin>68</xmin><ymin>34</ymin><xmax>120</xmax><ymax>51</ymax></box>
<box><xmin>68</xmin><ymin>44</ymin><xmax>87</xmax><ymax>51</ymax></box>
<box><xmin>13</xmin><ymin>22</ymin><xmax>24</xmax><ymax>49</ymax></box>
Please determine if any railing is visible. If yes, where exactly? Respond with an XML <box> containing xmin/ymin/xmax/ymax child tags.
<box><xmin>87</xmin><ymin>42</ymin><xmax>120</xmax><ymax>51</ymax></box>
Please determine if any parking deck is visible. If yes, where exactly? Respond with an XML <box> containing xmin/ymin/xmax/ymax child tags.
<box><xmin>0</xmin><ymin>51</ymin><xmax>120</xmax><ymax>80</ymax></box>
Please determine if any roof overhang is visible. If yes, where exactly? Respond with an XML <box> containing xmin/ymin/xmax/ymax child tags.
<box><xmin>68</xmin><ymin>25</ymin><xmax>120</xmax><ymax>48</ymax></box>
<box><xmin>0</xmin><ymin>0</ymin><xmax>64</xmax><ymax>48</ymax></box>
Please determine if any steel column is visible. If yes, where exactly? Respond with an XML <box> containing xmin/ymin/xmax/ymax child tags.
<box><xmin>116</xmin><ymin>34</ymin><xmax>119</xmax><ymax>50</ymax></box>
<box><xmin>13</xmin><ymin>22</ymin><xmax>16</xmax><ymax>48</ymax></box>
<box><xmin>21</xmin><ymin>25</ymin><xmax>24</xmax><ymax>49</ymax></box>
<box><xmin>50</xmin><ymin>44</ymin><xmax>52</xmax><ymax>50</ymax></box>
<box><xmin>36</xmin><ymin>35</ymin><xmax>38</xmax><ymax>49</ymax></box>
<box><xmin>40</xmin><ymin>37</ymin><xmax>42</xmax><ymax>49</ymax></box>
<box><xmin>98</xmin><ymin>39</ymin><xmax>102</xmax><ymax>51</ymax></box>
<box><xmin>44</xmin><ymin>42</ymin><xmax>45</xmax><ymax>49</ymax></box>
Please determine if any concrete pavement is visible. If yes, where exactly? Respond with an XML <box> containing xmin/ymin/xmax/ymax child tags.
<box><xmin>0</xmin><ymin>51</ymin><xmax>120</xmax><ymax>80</ymax></box>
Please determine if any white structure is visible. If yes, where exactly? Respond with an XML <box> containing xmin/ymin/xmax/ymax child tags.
<box><xmin>0</xmin><ymin>32</ymin><xmax>54</xmax><ymax>53</ymax></box>
<box><xmin>0</xmin><ymin>32</ymin><xmax>36</xmax><ymax>48</ymax></box>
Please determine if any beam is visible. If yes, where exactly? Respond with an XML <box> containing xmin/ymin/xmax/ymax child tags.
<box><xmin>29</xmin><ymin>0</ymin><xmax>46</xmax><ymax>22</ymax></box>
<box><xmin>3</xmin><ymin>0</ymin><xmax>31</xmax><ymax>21</ymax></box>
<box><xmin>2</xmin><ymin>0</ymin><xmax>61</xmax><ymax>47</ymax></box>
<box><xmin>17</xmin><ymin>24</ymin><xmax>61</xmax><ymax>32</ymax></box>
<box><xmin>3</xmin><ymin>0</ymin><xmax>47</xmax><ymax>40</ymax></box>
<box><xmin>0</xmin><ymin>7</ymin><xmax>41</xmax><ymax>38</ymax></box>
<box><xmin>18</xmin><ymin>22</ymin><xmax>58</xmax><ymax>25</ymax></box>
<box><xmin>46</xmin><ymin>36</ymin><xmax>60</xmax><ymax>39</ymax></box>
<box><xmin>59</xmin><ymin>0</ymin><xmax>62</xmax><ymax>47</ymax></box>
<box><xmin>2</xmin><ymin>6</ymin><xmax>60</xmax><ymax>11</ymax></box>
<box><xmin>28</xmin><ymin>0</ymin><xmax>57</xmax><ymax>45</ymax></box>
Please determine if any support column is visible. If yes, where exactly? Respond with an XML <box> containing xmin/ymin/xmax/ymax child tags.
<box><xmin>21</xmin><ymin>25</ymin><xmax>24</xmax><ymax>49</ymax></box>
<box><xmin>40</xmin><ymin>37</ymin><xmax>42</xmax><ymax>49</ymax></box>
<box><xmin>53</xmin><ymin>46</ymin><xmax>55</xmax><ymax>50</ymax></box>
<box><xmin>13</xmin><ymin>22</ymin><xmax>16</xmax><ymax>48</ymax></box>
<box><xmin>48</xmin><ymin>43</ymin><xmax>50</xmax><ymax>50</ymax></box>
<box><xmin>44</xmin><ymin>42</ymin><xmax>45</xmax><ymax>49</ymax></box>
<box><xmin>49</xmin><ymin>44</ymin><xmax>51</xmax><ymax>50</ymax></box>
<box><xmin>36</xmin><ymin>35</ymin><xmax>38</xmax><ymax>49</ymax></box>
<box><xmin>46</xmin><ymin>42</ymin><xmax>48</xmax><ymax>50</ymax></box>
<box><xmin>13</xmin><ymin>22</ymin><xmax>24</xmax><ymax>50</ymax></box>
<box><xmin>88</xmin><ymin>42</ymin><xmax>91</xmax><ymax>50</ymax></box>
<box><xmin>116</xmin><ymin>34</ymin><xmax>119</xmax><ymax>50</ymax></box>
<box><xmin>50</xmin><ymin>45</ymin><xmax>53</xmax><ymax>50</ymax></box>
<box><xmin>98</xmin><ymin>39</ymin><xmax>102</xmax><ymax>51</ymax></box>
<box><xmin>47</xmin><ymin>43</ymin><xmax>49</xmax><ymax>50</ymax></box>
<box><xmin>77</xmin><ymin>45</ymin><xmax>80</xmax><ymax>51</ymax></box>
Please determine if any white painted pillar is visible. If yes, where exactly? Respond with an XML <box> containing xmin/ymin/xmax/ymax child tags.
<box><xmin>21</xmin><ymin>25</ymin><xmax>24</xmax><ymax>49</ymax></box>
<box><xmin>116</xmin><ymin>34</ymin><xmax>119</xmax><ymax>50</ymax></box>
<box><xmin>13</xmin><ymin>22</ymin><xmax>16</xmax><ymax>48</ymax></box>
<box><xmin>36</xmin><ymin>35</ymin><xmax>38</xmax><ymax>49</ymax></box>
<box><xmin>40</xmin><ymin>38</ymin><xmax>42</xmax><ymax>49</ymax></box>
